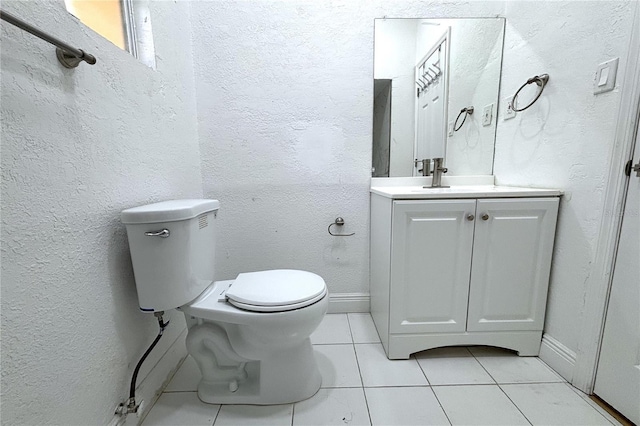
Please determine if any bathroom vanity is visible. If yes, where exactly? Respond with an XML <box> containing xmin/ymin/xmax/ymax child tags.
<box><xmin>370</xmin><ymin>179</ymin><xmax>561</xmax><ymax>359</ymax></box>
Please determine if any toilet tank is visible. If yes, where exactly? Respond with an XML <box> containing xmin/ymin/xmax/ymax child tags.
<box><xmin>121</xmin><ymin>199</ymin><xmax>220</xmax><ymax>312</ymax></box>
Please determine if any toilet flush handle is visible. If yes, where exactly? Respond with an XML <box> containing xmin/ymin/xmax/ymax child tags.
<box><xmin>144</xmin><ymin>229</ymin><xmax>170</xmax><ymax>238</ymax></box>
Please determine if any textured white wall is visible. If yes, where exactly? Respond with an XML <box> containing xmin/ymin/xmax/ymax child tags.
<box><xmin>493</xmin><ymin>0</ymin><xmax>637</xmax><ymax>354</ymax></box>
<box><xmin>0</xmin><ymin>1</ymin><xmax>202</xmax><ymax>424</ymax></box>
<box><xmin>191</xmin><ymin>0</ymin><xmax>506</xmax><ymax>299</ymax></box>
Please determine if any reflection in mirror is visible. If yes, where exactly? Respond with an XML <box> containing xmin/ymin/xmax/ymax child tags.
<box><xmin>372</xmin><ymin>18</ymin><xmax>505</xmax><ymax>177</ymax></box>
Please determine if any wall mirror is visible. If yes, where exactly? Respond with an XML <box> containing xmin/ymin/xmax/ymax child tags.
<box><xmin>373</xmin><ymin>18</ymin><xmax>505</xmax><ymax>177</ymax></box>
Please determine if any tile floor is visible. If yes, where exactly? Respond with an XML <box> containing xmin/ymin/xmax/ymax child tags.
<box><xmin>142</xmin><ymin>314</ymin><xmax>620</xmax><ymax>426</ymax></box>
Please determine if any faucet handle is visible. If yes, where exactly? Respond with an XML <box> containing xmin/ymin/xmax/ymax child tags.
<box><xmin>433</xmin><ymin>158</ymin><xmax>447</xmax><ymax>173</ymax></box>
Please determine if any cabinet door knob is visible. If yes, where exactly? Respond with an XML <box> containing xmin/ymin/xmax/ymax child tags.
<box><xmin>481</xmin><ymin>213</ymin><xmax>490</xmax><ymax>221</ymax></box>
<box><xmin>467</xmin><ymin>214</ymin><xmax>475</xmax><ymax>221</ymax></box>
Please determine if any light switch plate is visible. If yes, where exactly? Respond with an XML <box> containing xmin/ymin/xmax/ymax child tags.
<box><xmin>448</xmin><ymin>121</ymin><xmax>454</xmax><ymax>136</ymax></box>
<box><xmin>504</xmin><ymin>96</ymin><xmax>516</xmax><ymax>120</ymax></box>
<box><xmin>594</xmin><ymin>58</ymin><xmax>619</xmax><ymax>94</ymax></box>
<box><xmin>482</xmin><ymin>104</ymin><xmax>494</xmax><ymax>126</ymax></box>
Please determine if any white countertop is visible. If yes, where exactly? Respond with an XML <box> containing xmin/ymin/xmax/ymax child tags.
<box><xmin>371</xmin><ymin>175</ymin><xmax>495</xmax><ymax>187</ymax></box>
<box><xmin>370</xmin><ymin>185</ymin><xmax>563</xmax><ymax>199</ymax></box>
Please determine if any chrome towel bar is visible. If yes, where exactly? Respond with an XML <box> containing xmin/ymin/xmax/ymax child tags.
<box><xmin>0</xmin><ymin>9</ymin><xmax>97</xmax><ymax>68</ymax></box>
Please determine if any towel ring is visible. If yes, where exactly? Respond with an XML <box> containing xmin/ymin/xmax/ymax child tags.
<box><xmin>328</xmin><ymin>217</ymin><xmax>355</xmax><ymax>237</ymax></box>
<box><xmin>511</xmin><ymin>74</ymin><xmax>549</xmax><ymax>112</ymax></box>
<box><xmin>454</xmin><ymin>106</ymin><xmax>474</xmax><ymax>131</ymax></box>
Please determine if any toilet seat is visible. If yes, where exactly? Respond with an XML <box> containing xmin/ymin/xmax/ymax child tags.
<box><xmin>225</xmin><ymin>270</ymin><xmax>327</xmax><ymax>312</ymax></box>
<box><xmin>227</xmin><ymin>290</ymin><xmax>326</xmax><ymax>312</ymax></box>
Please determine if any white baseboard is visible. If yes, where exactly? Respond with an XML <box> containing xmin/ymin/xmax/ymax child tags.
<box><xmin>539</xmin><ymin>333</ymin><xmax>576</xmax><ymax>382</ymax></box>
<box><xmin>327</xmin><ymin>293</ymin><xmax>370</xmax><ymax>313</ymax></box>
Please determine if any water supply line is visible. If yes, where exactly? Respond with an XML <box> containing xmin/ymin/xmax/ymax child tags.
<box><xmin>118</xmin><ymin>311</ymin><xmax>169</xmax><ymax>416</ymax></box>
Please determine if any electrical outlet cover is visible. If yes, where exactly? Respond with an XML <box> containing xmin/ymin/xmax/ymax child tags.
<box><xmin>482</xmin><ymin>104</ymin><xmax>493</xmax><ymax>126</ymax></box>
<box><xmin>504</xmin><ymin>96</ymin><xmax>516</xmax><ymax>120</ymax></box>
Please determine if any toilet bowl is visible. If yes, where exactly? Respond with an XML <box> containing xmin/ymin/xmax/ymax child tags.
<box><xmin>121</xmin><ymin>200</ymin><xmax>328</xmax><ymax>405</ymax></box>
<box><xmin>181</xmin><ymin>271</ymin><xmax>328</xmax><ymax>404</ymax></box>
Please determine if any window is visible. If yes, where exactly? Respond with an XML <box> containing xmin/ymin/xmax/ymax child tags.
<box><xmin>64</xmin><ymin>0</ymin><xmax>156</xmax><ymax>68</ymax></box>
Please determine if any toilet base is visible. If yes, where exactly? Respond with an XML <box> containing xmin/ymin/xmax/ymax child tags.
<box><xmin>196</xmin><ymin>338</ymin><xmax>322</xmax><ymax>405</ymax></box>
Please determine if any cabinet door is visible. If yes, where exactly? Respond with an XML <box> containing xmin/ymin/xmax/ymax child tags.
<box><xmin>390</xmin><ymin>200</ymin><xmax>476</xmax><ymax>334</ymax></box>
<box><xmin>467</xmin><ymin>198</ymin><xmax>559</xmax><ymax>332</ymax></box>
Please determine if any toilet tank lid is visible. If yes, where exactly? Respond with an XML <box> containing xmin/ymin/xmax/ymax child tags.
<box><xmin>121</xmin><ymin>199</ymin><xmax>220</xmax><ymax>224</ymax></box>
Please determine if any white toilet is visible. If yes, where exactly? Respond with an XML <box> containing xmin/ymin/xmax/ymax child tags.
<box><xmin>121</xmin><ymin>199</ymin><xmax>328</xmax><ymax>405</ymax></box>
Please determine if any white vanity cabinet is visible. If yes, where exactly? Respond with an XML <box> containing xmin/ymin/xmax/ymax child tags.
<box><xmin>370</xmin><ymin>187</ymin><xmax>560</xmax><ymax>359</ymax></box>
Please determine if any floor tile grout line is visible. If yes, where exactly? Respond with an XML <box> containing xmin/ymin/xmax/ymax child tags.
<box><xmin>345</xmin><ymin>313</ymin><xmax>364</xmax><ymax>388</ymax></box>
<box><xmin>428</xmin><ymin>382</ymin><xmax>504</xmax><ymax>387</ymax></box>
<box><xmin>496</xmin><ymin>383</ymin><xmax>534</xmax><ymax>426</ymax></box>
<box><xmin>490</xmin><ymin>380</ymin><xmax>566</xmax><ymax>385</ymax></box>
<box><xmin>469</xmin><ymin>347</ymin><xmax>569</xmax><ymax>385</ymax></box>
<box><xmin>468</xmin><ymin>347</ymin><xmax>567</xmax><ymax>384</ymax></box>
<box><xmin>363</xmin><ymin>384</ymin><xmax>432</xmax><ymax>389</ymax></box>
<box><xmin>352</xmin><ymin>348</ymin><xmax>373</xmax><ymax>425</ymax></box>
<box><xmin>345</xmin><ymin>313</ymin><xmax>356</xmax><ymax>344</ymax></box>
<box><xmin>354</xmin><ymin>342</ymin><xmax>386</xmax><ymax>346</ymax></box>
<box><xmin>535</xmin><ymin>356</ymin><xmax>568</xmax><ymax>382</ymax></box>
<box><xmin>322</xmin><ymin>386</ymin><xmax>366</xmax><ymax>389</ymax></box>
<box><xmin>362</xmin><ymin>384</ymin><xmax>435</xmax><ymax>389</ymax></box>
<box><xmin>429</xmin><ymin>384</ymin><xmax>453</xmax><ymax>426</ymax></box>
<box><xmin>360</xmin><ymin>379</ymin><xmax>374</xmax><ymax>426</ymax></box>
<box><xmin>561</xmin><ymin>382</ymin><xmax>617</xmax><ymax>425</ymax></box>
<box><xmin>467</xmin><ymin>347</ymin><xmax>499</xmax><ymax>385</ymax></box>
<box><xmin>290</xmin><ymin>399</ymin><xmax>295</xmax><ymax>426</ymax></box>
<box><xmin>348</xmin><ymin>313</ymin><xmax>382</xmax><ymax>344</ymax></box>
<box><xmin>349</xmin><ymin>317</ymin><xmax>372</xmax><ymax>425</ymax></box>
<box><xmin>210</xmin><ymin>404</ymin><xmax>221</xmax><ymax>426</ymax></box>
<box><xmin>413</xmin><ymin>353</ymin><xmax>432</xmax><ymax>386</ymax></box>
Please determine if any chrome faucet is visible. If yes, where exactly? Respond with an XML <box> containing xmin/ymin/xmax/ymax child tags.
<box><xmin>414</xmin><ymin>158</ymin><xmax>431</xmax><ymax>176</ymax></box>
<box><xmin>430</xmin><ymin>157</ymin><xmax>448</xmax><ymax>188</ymax></box>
